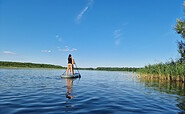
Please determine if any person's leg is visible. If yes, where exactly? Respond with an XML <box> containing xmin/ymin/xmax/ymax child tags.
<box><xmin>68</xmin><ymin>64</ymin><xmax>71</xmax><ymax>75</ymax></box>
<box><xmin>66</xmin><ymin>64</ymin><xmax>69</xmax><ymax>76</ymax></box>
<box><xmin>69</xmin><ymin>68</ymin><xmax>71</xmax><ymax>75</ymax></box>
<box><xmin>70</xmin><ymin>65</ymin><xmax>73</xmax><ymax>75</ymax></box>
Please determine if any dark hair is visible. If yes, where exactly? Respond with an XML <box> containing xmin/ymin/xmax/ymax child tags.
<box><xmin>68</xmin><ymin>54</ymin><xmax>71</xmax><ymax>58</ymax></box>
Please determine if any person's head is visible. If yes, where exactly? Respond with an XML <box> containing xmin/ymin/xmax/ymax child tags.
<box><xmin>68</xmin><ymin>54</ymin><xmax>71</xmax><ymax>58</ymax></box>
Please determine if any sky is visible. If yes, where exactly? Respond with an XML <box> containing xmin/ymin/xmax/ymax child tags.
<box><xmin>0</xmin><ymin>0</ymin><xmax>184</xmax><ymax>68</ymax></box>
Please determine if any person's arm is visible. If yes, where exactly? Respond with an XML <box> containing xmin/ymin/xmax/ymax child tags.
<box><xmin>72</xmin><ymin>58</ymin><xmax>75</xmax><ymax>64</ymax></box>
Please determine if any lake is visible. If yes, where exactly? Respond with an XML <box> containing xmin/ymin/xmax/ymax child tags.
<box><xmin>0</xmin><ymin>69</ymin><xmax>184</xmax><ymax>114</ymax></box>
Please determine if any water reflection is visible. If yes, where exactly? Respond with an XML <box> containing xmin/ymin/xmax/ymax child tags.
<box><xmin>62</xmin><ymin>78</ymin><xmax>80</xmax><ymax>112</ymax></box>
<box><xmin>137</xmin><ymin>76</ymin><xmax>185</xmax><ymax>112</ymax></box>
<box><xmin>138</xmin><ymin>77</ymin><xmax>185</xmax><ymax>96</ymax></box>
<box><xmin>65</xmin><ymin>78</ymin><xmax>75</xmax><ymax>99</ymax></box>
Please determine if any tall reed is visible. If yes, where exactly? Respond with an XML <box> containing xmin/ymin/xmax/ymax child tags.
<box><xmin>137</xmin><ymin>61</ymin><xmax>185</xmax><ymax>82</ymax></box>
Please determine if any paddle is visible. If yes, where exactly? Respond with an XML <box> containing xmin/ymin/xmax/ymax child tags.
<box><xmin>74</xmin><ymin>60</ymin><xmax>81</xmax><ymax>77</ymax></box>
<box><xmin>62</xmin><ymin>70</ymin><xmax>66</xmax><ymax>75</ymax></box>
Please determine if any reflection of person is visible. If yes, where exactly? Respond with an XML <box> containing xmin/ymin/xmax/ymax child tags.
<box><xmin>65</xmin><ymin>79</ymin><xmax>74</xmax><ymax>99</ymax></box>
<box><xmin>66</xmin><ymin>54</ymin><xmax>75</xmax><ymax>76</ymax></box>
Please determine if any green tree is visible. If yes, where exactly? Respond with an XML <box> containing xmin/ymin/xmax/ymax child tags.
<box><xmin>176</xmin><ymin>2</ymin><xmax>185</xmax><ymax>62</ymax></box>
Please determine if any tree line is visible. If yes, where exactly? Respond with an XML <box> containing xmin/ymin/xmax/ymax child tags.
<box><xmin>0</xmin><ymin>61</ymin><xmax>65</xmax><ymax>69</ymax></box>
<box><xmin>0</xmin><ymin>61</ymin><xmax>139</xmax><ymax>72</ymax></box>
<box><xmin>76</xmin><ymin>67</ymin><xmax>138</xmax><ymax>72</ymax></box>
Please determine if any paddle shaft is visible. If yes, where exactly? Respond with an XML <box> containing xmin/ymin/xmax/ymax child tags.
<box><xmin>62</xmin><ymin>70</ymin><xmax>66</xmax><ymax>75</ymax></box>
<box><xmin>74</xmin><ymin>60</ymin><xmax>80</xmax><ymax>75</ymax></box>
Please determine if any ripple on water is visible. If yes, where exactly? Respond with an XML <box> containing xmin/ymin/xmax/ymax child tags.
<box><xmin>0</xmin><ymin>69</ymin><xmax>184</xmax><ymax>113</ymax></box>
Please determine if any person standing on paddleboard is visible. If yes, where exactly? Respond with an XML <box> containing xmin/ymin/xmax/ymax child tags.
<box><xmin>66</xmin><ymin>54</ymin><xmax>75</xmax><ymax>76</ymax></box>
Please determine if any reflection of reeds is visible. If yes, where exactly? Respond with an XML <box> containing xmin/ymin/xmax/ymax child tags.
<box><xmin>137</xmin><ymin>76</ymin><xmax>185</xmax><ymax>96</ymax></box>
<box><xmin>137</xmin><ymin>61</ymin><xmax>185</xmax><ymax>82</ymax></box>
<box><xmin>137</xmin><ymin>75</ymin><xmax>185</xmax><ymax>112</ymax></box>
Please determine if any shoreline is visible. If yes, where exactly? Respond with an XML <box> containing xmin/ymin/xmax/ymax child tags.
<box><xmin>0</xmin><ymin>66</ymin><xmax>66</xmax><ymax>70</ymax></box>
<box><xmin>0</xmin><ymin>67</ymin><xmax>136</xmax><ymax>72</ymax></box>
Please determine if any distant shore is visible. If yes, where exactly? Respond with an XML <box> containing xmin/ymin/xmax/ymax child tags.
<box><xmin>0</xmin><ymin>61</ymin><xmax>65</xmax><ymax>69</ymax></box>
<box><xmin>1</xmin><ymin>61</ymin><xmax>184</xmax><ymax>82</ymax></box>
<box><xmin>0</xmin><ymin>61</ymin><xmax>138</xmax><ymax>72</ymax></box>
<box><xmin>0</xmin><ymin>66</ymin><xmax>65</xmax><ymax>70</ymax></box>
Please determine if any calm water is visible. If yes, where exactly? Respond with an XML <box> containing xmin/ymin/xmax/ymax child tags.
<box><xmin>0</xmin><ymin>69</ymin><xmax>184</xmax><ymax>114</ymax></box>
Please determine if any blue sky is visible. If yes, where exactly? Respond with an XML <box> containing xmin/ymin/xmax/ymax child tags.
<box><xmin>0</xmin><ymin>0</ymin><xmax>184</xmax><ymax>67</ymax></box>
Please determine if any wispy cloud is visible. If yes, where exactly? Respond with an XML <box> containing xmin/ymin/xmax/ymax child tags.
<box><xmin>77</xmin><ymin>6</ymin><xmax>88</xmax><ymax>21</ymax></box>
<box><xmin>3</xmin><ymin>51</ymin><xmax>16</xmax><ymax>55</ymax></box>
<box><xmin>56</xmin><ymin>34</ymin><xmax>63</xmax><ymax>43</ymax></box>
<box><xmin>58</xmin><ymin>46</ymin><xmax>77</xmax><ymax>52</ymax></box>
<box><xmin>41</xmin><ymin>50</ymin><xmax>51</xmax><ymax>53</ymax></box>
<box><xmin>76</xmin><ymin>0</ymin><xmax>94</xmax><ymax>23</ymax></box>
<box><xmin>113</xmin><ymin>29</ymin><xmax>122</xmax><ymax>46</ymax></box>
<box><xmin>122</xmin><ymin>22</ymin><xmax>129</xmax><ymax>26</ymax></box>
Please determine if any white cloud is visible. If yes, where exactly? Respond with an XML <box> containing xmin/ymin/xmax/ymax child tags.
<box><xmin>41</xmin><ymin>50</ymin><xmax>51</xmax><ymax>53</ymax></box>
<box><xmin>58</xmin><ymin>46</ymin><xmax>77</xmax><ymax>52</ymax></box>
<box><xmin>71</xmin><ymin>48</ymin><xmax>77</xmax><ymax>51</ymax></box>
<box><xmin>114</xmin><ymin>29</ymin><xmax>122</xmax><ymax>38</ymax></box>
<box><xmin>77</xmin><ymin>6</ymin><xmax>89</xmax><ymax>21</ymax></box>
<box><xmin>3</xmin><ymin>51</ymin><xmax>16</xmax><ymax>55</ymax></box>
<box><xmin>76</xmin><ymin>0</ymin><xmax>94</xmax><ymax>23</ymax></box>
<box><xmin>56</xmin><ymin>34</ymin><xmax>63</xmax><ymax>43</ymax></box>
<box><xmin>113</xmin><ymin>29</ymin><xmax>122</xmax><ymax>46</ymax></box>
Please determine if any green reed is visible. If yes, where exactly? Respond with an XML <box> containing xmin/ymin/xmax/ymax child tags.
<box><xmin>137</xmin><ymin>60</ymin><xmax>185</xmax><ymax>81</ymax></box>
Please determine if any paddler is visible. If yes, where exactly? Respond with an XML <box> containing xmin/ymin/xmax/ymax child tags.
<box><xmin>66</xmin><ymin>54</ymin><xmax>75</xmax><ymax>76</ymax></box>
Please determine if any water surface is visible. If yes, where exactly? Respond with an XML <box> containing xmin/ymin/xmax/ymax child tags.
<box><xmin>0</xmin><ymin>69</ymin><xmax>184</xmax><ymax>113</ymax></box>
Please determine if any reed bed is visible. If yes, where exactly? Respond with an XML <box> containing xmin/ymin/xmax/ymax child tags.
<box><xmin>137</xmin><ymin>61</ymin><xmax>185</xmax><ymax>82</ymax></box>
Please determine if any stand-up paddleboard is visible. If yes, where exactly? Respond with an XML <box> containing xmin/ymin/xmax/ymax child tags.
<box><xmin>61</xmin><ymin>73</ymin><xmax>81</xmax><ymax>78</ymax></box>
<box><xmin>62</xmin><ymin>60</ymin><xmax>81</xmax><ymax>78</ymax></box>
